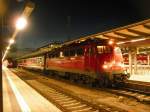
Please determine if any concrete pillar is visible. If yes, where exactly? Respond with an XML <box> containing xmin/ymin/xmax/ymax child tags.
<box><xmin>148</xmin><ymin>55</ymin><xmax>150</xmax><ymax>65</ymax></box>
<box><xmin>129</xmin><ymin>50</ymin><xmax>133</xmax><ymax>75</ymax></box>
<box><xmin>133</xmin><ymin>48</ymin><xmax>137</xmax><ymax>75</ymax></box>
<box><xmin>148</xmin><ymin>55</ymin><xmax>150</xmax><ymax>75</ymax></box>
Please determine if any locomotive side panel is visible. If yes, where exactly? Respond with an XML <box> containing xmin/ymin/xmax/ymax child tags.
<box><xmin>46</xmin><ymin>46</ymin><xmax>86</xmax><ymax>75</ymax></box>
<box><xmin>84</xmin><ymin>45</ymin><xmax>97</xmax><ymax>73</ymax></box>
<box><xmin>46</xmin><ymin>56</ymin><xmax>85</xmax><ymax>74</ymax></box>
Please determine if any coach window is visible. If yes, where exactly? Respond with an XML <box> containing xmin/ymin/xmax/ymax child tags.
<box><xmin>55</xmin><ymin>52</ymin><xmax>59</xmax><ymax>57</ymax></box>
<box><xmin>50</xmin><ymin>54</ymin><xmax>53</xmax><ymax>58</ymax></box>
<box><xmin>70</xmin><ymin>49</ymin><xmax>75</xmax><ymax>57</ymax></box>
<box><xmin>48</xmin><ymin>53</ymin><xmax>51</xmax><ymax>58</ymax></box>
<box><xmin>52</xmin><ymin>54</ymin><xmax>55</xmax><ymax>58</ymax></box>
<box><xmin>77</xmin><ymin>48</ymin><xmax>84</xmax><ymax>56</ymax></box>
<box><xmin>60</xmin><ymin>51</ymin><xmax>64</xmax><ymax>57</ymax></box>
<box><xmin>52</xmin><ymin>53</ymin><xmax>56</xmax><ymax>58</ymax></box>
<box><xmin>64</xmin><ymin>50</ymin><xmax>69</xmax><ymax>57</ymax></box>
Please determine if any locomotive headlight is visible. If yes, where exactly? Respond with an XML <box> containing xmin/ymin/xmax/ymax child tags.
<box><xmin>121</xmin><ymin>63</ymin><xmax>125</xmax><ymax>68</ymax></box>
<box><xmin>103</xmin><ymin>64</ymin><xmax>108</xmax><ymax>69</ymax></box>
<box><xmin>124</xmin><ymin>70</ymin><xmax>127</xmax><ymax>74</ymax></box>
<box><xmin>103</xmin><ymin>61</ymin><xmax>108</xmax><ymax>69</ymax></box>
<box><xmin>117</xmin><ymin>62</ymin><xmax>124</xmax><ymax>68</ymax></box>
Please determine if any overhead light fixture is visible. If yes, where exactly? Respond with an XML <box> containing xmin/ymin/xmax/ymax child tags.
<box><xmin>130</xmin><ymin>38</ymin><xmax>146</xmax><ymax>42</ymax></box>
<box><xmin>16</xmin><ymin>17</ymin><xmax>27</xmax><ymax>30</ymax></box>
<box><xmin>9</xmin><ymin>39</ymin><xmax>15</xmax><ymax>44</ymax></box>
<box><xmin>117</xmin><ymin>41</ymin><xmax>126</xmax><ymax>45</ymax></box>
<box><xmin>108</xmin><ymin>40</ymin><xmax>114</xmax><ymax>45</ymax></box>
<box><xmin>7</xmin><ymin>46</ymin><xmax>10</xmax><ymax>50</ymax></box>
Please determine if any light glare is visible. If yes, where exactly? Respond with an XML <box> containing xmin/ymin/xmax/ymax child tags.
<box><xmin>9</xmin><ymin>39</ymin><xmax>15</xmax><ymax>44</ymax></box>
<box><xmin>7</xmin><ymin>46</ymin><xmax>10</xmax><ymax>50</ymax></box>
<box><xmin>16</xmin><ymin>17</ymin><xmax>27</xmax><ymax>30</ymax></box>
<box><xmin>103</xmin><ymin>65</ymin><xmax>108</xmax><ymax>69</ymax></box>
<box><xmin>108</xmin><ymin>40</ymin><xmax>114</xmax><ymax>45</ymax></box>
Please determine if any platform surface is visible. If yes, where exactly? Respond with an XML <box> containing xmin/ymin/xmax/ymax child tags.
<box><xmin>129</xmin><ymin>74</ymin><xmax>150</xmax><ymax>82</ymax></box>
<box><xmin>2</xmin><ymin>66</ymin><xmax>62</xmax><ymax>112</ymax></box>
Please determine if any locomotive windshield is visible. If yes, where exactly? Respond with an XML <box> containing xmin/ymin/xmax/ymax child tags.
<box><xmin>97</xmin><ymin>46</ymin><xmax>112</xmax><ymax>54</ymax></box>
<box><xmin>114</xmin><ymin>47</ymin><xmax>122</xmax><ymax>54</ymax></box>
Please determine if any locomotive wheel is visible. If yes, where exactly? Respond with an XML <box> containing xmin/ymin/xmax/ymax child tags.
<box><xmin>78</xmin><ymin>76</ymin><xmax>84</xmax><ymax>84</ymax></box>
<box><xmin>97</xmin><ymin>75</ymin><xmax>105</xmax><ymax>87</ymax></box>
<box><xmin>95</xmin><ymin>79</ymin><xmax>104</xmax><ymax>87</ymax></box>
<box><xmin>97</xmin><ymin>76</ymin><xmax>110</xmax><ymax>87</ymax></box>
<box><xmin>100</xmin><ymin>80</ymin><xmax>105</xmax><ymax>87</ymax></box>
<box><xmin>104</xmin><ymin>78</ymin><xmax>109</xmax><ymax>87</ymax></box>
<box><xmin>69</xmin><ymin>75</ymin><xmax>74</xmax><ymax>82</ymax></box>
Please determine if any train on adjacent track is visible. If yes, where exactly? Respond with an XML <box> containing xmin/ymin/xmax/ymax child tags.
<box><xmin>17</xmin><ymin>38</ymin><xmax>130</xmax><ymax>87</ymax></box>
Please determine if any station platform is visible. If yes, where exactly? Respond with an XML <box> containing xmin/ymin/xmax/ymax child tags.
<box><xmin>129</xmin><ymin>74</ymin><xmax>150</xmax><ymax>82</ymax></box>
<box><xmin>2</xmin><ymin>66</ymin><xmax>62</xmax><ymax>112</ymax></box>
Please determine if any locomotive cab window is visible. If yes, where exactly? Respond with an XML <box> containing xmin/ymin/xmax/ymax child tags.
<box><xmin>97</xmin><ymin>46</ymin><xmax>112</xmax><ymax>54</ymax></box>
<box><xmin>114</xmin><ymin>47</ymin><xmax>121</xmax><ymax>54</ymax></box>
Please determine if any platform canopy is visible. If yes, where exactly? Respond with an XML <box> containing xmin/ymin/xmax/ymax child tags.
<box><xmin>64</xmin><ymin>19</ymin><xmax>150</xmax><ymax>47</ymax></box>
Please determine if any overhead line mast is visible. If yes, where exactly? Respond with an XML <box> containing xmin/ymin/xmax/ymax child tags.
<box><xmin>67</xmin><ymin>16</ymin><xmax>71</xmax><ymax>41</ymax></box>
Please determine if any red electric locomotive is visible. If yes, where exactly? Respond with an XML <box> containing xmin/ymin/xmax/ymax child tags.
<box><xmin>45</xmin><ymin>38</ymin><xmax>129</xmax><ymax>86</ymax></box>
<box><xmin>17</xmin><ymin>38</ymin><xmax>129</xmax><ymax>87</ymax></box>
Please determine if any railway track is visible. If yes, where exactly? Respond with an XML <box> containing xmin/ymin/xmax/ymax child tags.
<box><xmin>11</xmin><ymin>69</ymin><xmax>126</xmax><ymax>112</ymax></box>
<box><xmin>12</xmin><ymin>68</ymin><xmax>150</xmax><ymax>104</ymax></box>
<box><xmin>124</xmin><ymin>80</ymin><xmax>150</xmax><ymax>95</ymax></box>
<box><xmin>105</xmin><ymin>80</ymin><xmax>150</xmax><ymax>103</ymax></box>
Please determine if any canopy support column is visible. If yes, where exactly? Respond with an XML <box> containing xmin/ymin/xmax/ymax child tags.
<box><xmin>133</xmin><ymin>48</ymin><xmax>137</xmax><ymax>75</ymax></box>
<box><xmin>148</xmin><ymin>55</ymin><xmax>150</xmax><ymax>65</ymax></box>
<box><xmin>129</xmin><ymin>49</ymin><xmax>133</xmax><ymax>75</ymax></box>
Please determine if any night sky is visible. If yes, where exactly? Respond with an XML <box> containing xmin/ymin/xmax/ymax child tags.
<box><xmin>5</xmin><ymin>0</ymin><xmax>150</xmax><ymax>49</ymax></box>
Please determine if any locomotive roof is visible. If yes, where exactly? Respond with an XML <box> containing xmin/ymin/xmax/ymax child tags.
<box><xmin>47</xmin><ymin>38</ymin><xmax>112</xmax><ymax>55</ymax></box>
